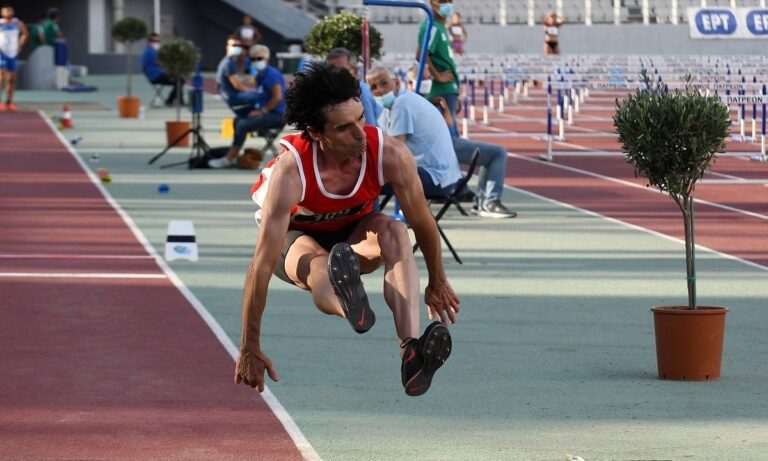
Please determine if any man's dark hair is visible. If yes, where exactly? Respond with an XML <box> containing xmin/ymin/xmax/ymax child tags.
<box><xmin>149</xmin><ymin>33</ymin><xmax>160</xmax><ymax>41</ymax></box>
<box><xmin>47</xmin><ymin>7</ymin><xmax>60</xmax><ymax>19</ymax></box>
<box><xmin>285</xmin><ymin>62</ymin><xmax>361</xmax><ymax>140</ymax></box>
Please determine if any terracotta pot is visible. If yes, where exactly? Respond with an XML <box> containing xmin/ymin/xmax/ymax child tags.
<box><xmin>117</xmin><ymin>96</ymin><xmax>141</xmax><ymax>118</ymax></box>
<box><xmin>165</xmin><ymin>121</ymin><xmax>191</xmax><ymax>147</ymax></box>
<box><xmin>652</xmin><ymin>305</ymin><xmax>729</xmax><ymax>381</ymax></box>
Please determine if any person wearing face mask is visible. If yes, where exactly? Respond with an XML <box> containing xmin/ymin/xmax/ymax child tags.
<box><xmin>416</xmin><ymin>0</ymin><xmax>460</xmax><ymax>135</ymax></box>
<box><xmin>141</xmin><ymin>33</ymin><xmax>184</xmax><ymax>107</ymax></box>
<box><xmin>366</xmin><ymin>66</ymin><xmax>461</xmax><ymax>199</ymax></box>
<box><xmin>216</xmin><ymin>37</ymin><xmax>259</xmax><ymax>117</ymax></box>
<box><xmin>369</xmin><ymin>67</ymin><xmax>516</xmax><ymax>219</ymax></box>
<box><xmin>209</xmin><ymin>44</ymin><xmax>286</xmax><ymax>169</ymax></box>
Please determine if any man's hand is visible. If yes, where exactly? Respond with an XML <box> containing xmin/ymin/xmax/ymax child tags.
<box><xmin>433</xmin><ymin>70</ymin><xmax>455</xmax><ymax>83</ymax></box>
<box><xmin>425</xmin><ymin>278</ymin><xmax>460</xmax><ymax>324</ymax></box>
<box><xmin>235</xmin><ymin>348</ymin><xmax>279</xmax><ymax>392</ymax></box>
<box><xmin>248</xmin><ymin>109</ymin><xmax>264</xmax><ymax>117</ymax></box>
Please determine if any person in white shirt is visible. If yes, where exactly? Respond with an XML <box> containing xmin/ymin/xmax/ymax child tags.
<box><xmin>0</xmin><ymin>5</ymin><xmax>28</xmax><ymax>111</ymax></box>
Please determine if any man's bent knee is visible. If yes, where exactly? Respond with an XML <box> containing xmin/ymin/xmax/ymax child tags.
<box><xmin>378</xmin><ymin>219</ymin><xmax>410</xmax><ymax>257</ymax></box>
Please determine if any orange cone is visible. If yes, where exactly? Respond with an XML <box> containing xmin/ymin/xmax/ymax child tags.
<box><xmin>61</xmin><ymin>105</ymin><xmax>73</xmax><ymax>129</ymax></box>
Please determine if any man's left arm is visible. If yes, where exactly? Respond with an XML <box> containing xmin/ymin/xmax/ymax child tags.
<box><xmin>382</xmin><ymin>135</ymin><xmax>460</xmax><ymax>324</ymax></box>
<box><xmin>18</xmin><ymin>20</ymin><xmax>29</xmax><ymax>48</ymax></box>
<box><xmin>249</xmin><ymin>83</ymin><xmax>282</xmax><ymax>116</ymax></box>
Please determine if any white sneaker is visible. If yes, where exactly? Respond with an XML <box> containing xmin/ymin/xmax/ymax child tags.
<box><xmin>478</xmin><ymin>201</ymin><xmax>517</xmax><ymax>219</ymax></box>
<box><xmin>208</xmin><ymin>157</ymin><xmax>233</xmax><ymax>169</ymax></box>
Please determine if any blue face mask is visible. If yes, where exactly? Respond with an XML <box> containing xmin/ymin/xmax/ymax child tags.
<box><xmin>253</xmin><ymin>60</ymin><xmax>267</xmax><ymax>72</ymax></box>
<box><xmin>375</xmin><ymin>91</ymin><xmax>396</xmax><ymax>109</ymax></box>
<box><xmin>229</xmin><ymin>46</ymin><xmax>241</xmax><ymax>57</ymax></box>
<box><xmin>438</xmin><ymin>3</ymin><xmax>454</xmax><ymax>18</ymax></box>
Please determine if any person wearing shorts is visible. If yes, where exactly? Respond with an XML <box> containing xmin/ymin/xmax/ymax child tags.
<box><xmin>234</xmin><ymin>63</ymin><xmax>460</xmax><ymax>397</ymax></box>
<box><xmin>0</xmin><ymin>5</ymin><xmax>28</xmax><ymax>111</ymax></box>
<box><xmin>543</xmin><ymin>11</ymin><xmax>564</xmax><ymax>56</ymax></box>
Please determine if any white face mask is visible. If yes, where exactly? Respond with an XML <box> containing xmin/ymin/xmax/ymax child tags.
<box><xmin>150</xmin><ymin>42</ymin><xmax>159</xmax><ymax>50</ymax></box>
<box><xmin>253</xmin><ymin>60</ymin><xmax>267</xmax><ymax>72</ymax></box>
<box><xmin>229</xmin><ymin>46</ymin><xmax>242</xmax><ymax>57</ymax></box>
<box><xmin>375</xmin><ymin>91</ymin><xmax>396</xmax><ymax>109</ymax></box>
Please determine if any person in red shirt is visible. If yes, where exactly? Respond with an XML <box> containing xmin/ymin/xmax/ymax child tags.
<box><xmin>235</xmin><ymin>63</ymin><xmax>460</xmax><ymax>397</ymax></box>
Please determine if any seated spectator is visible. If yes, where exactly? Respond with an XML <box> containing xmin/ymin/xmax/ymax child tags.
<box><xmin>325</xmin><ymin>47</ymin><xmax>382</xmax><ymax>127</ymax></box>
<box><xmin>216</xmin><ymin>37</ymin><xmax>259</xmax><ymax>117</ymax></box>
<box><xmin>369</xmin><ymin>67</ymin><xmax>516</xmax><ymax>219</ymax></box>
<box><xmin>42</xmin><ymin>7</ymin><xmax>62</xmax><ymax>46</ymax></box>
<box><xmin>366</xmin><ymin>66</ymin><xmax>460</xmax><ymax>197</ymax></box>
<box><xmin>433</xmin><ymin>97</ymin><xmax>517</xmax><ymax>218</ymax></box>
<box><xmin>233</xmin><ymin>15</ymin><xmax>261</xmax><ymax>48</ymax></box>
<box><xmin>209</xmin><ymin>44</ymin><xmax>285</xmax><ymax>169</ymax></box>
<box><xmin>141</xmin><ymin>33</ymin><xmax>183</xmax><ymax>106</ymax></box>
<box><xmin>28</xmin><ymin>14</ymin><xmax>45</xmax><ymax>50</ymax></box>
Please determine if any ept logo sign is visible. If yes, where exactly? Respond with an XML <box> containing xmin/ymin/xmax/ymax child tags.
<box><xmin>695</xmin><ymin>9</ymin><xmax>737</xmax><ymax>35</ymax></box>
<box><xmin>746</xmin><ymin>10</ymin><xmax>768</xmax><ymax>35</ymax></box>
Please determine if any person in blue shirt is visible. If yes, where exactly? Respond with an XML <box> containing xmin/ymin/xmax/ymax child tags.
<box><xmin>366</xmin><ymin>66</ymin><xmax>460</xmax><ymax>196</ymax></box>
<box><xmin>141</xmin><ymin>33</ymin><xmax>183</xmax><ymax>106</ymax></box>
<box><xmin>215</xmin><ymin>37</ymin><xmax>259</xmax><ymax>117</ymax></box>
<box><xmin>209</xmin><ymin>44</ymin><xmax>285</xmax><ymax>169</ymax></box>
<box><xmin>325</xmin><ymin>47</ymin><xmax>381</xmax><ymax>127</ymax></box>
<box><xmin>368</xmin><ymin>66</ymin><xmax>516</xmax><ymax>218</ymax></box>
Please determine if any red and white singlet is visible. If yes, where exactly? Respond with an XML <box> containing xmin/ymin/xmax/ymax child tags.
<box><xmin>251</xmin><ymin>125</ymin><xmax>384</xmax><ymax>232</ymax></box>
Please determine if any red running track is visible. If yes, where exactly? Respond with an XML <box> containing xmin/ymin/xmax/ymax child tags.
<box><xmin>465</xmin><ymin>91</ymin><xmax>768</xmax><ymax>269</ymax></box>
<box><xmin>0</xmin><ymin>112</ymin><xmax>304</xmax><ymax>460</ymax></box>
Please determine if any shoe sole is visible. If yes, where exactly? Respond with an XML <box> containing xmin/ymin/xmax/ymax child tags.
<box><xmin>478</xmin><ymin>210</ymin><xmax>517</xmax><ymax>219</ymax></box>
<box><xmin>328</xmin><ymin>242</ymin><xmax>375</xmax><ymax>334</ymax></box>
<box><xmin>404</xmin><ymin>322</ymin><xmax>452</xmax><ymax>396</ymax></box>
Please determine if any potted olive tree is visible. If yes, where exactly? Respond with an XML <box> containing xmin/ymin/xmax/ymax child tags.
<box><xmin>304</xmin><ymin>11</ymin><xmax>383</xmax><ymax>60</ymax></box>
<box><xmin>614</xmin><ymin>71</ymin><xmax>731</xmax><ymax>381</ymax></box>
<box><xmin>111</xmin><ymin>17</ymin><xmax>148</xmax><ymax>118</ymax></box>
<box><xmin>157</xmin><ymin>38</ymin><xmax>200</xmax><ymax>147</ymax></box>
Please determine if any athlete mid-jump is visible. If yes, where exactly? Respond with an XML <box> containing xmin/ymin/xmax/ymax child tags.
<box><xmin>234</xmin><ymin>63</ymin><xmax>460</xmax><ymax>396</ymax></box>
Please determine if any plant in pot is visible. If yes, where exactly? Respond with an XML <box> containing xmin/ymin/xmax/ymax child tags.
<box><xmin>614</xmin><ymin>70</ymin><xmax>731</xmax><ymax>381</ymax></box>
<box><xmin>304</xmin><ymin>11</ymin><xmax>383</xmax><ymax>60</ymax></box>
<box><xmin>157</xmin><ymin>38</ymin><xmax>200</xmax><ymax>148</ymax></box>
<box><xmin>111</xmin><ymin>17</ymin><xmax>148</xmax><ymax>118</ymax></box>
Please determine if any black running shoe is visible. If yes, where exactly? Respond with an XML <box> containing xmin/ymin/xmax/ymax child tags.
<box><xmin>328</xmin><ymin>242</ymin><xmax>375</xmax><ymax>334</ymax></box>
<box><xmin>401</xmin><ymin>321</ymin><xmax>452</xmax><ymax>396</ymax></box>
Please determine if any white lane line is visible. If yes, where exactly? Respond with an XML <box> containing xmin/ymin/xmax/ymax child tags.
<box><xmin>500</xmin><ymin>166</ymin><xmax>768</xmax><ymax>274</ymax></box>
<box><xmin>39</xmin><ymin>111</ymin><xmax>322</xmax><ymax>461</ymax></box>
<box><xmin>506</xmin><ymin>150</ymin><xmax>768</xmax><ymax>222</ymax></box>
<box><xmin>0</xmin><ymin>272</ymin><xmax>166</xmax><ymax>279</ymax></box>
<box><xmin>0</xmin><ymin>254</ymin><xmax>156</xmax><ymax>260</ymax></box>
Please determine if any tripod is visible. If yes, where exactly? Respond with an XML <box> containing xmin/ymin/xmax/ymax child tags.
<box><xmin>149</xmin><ymin>66</ymin><xmax>210</xmax><ymax>168</ymax></box>
<box><xmin>148</xmin><ymin>107</ymin><xmax>211</xmax><ymax>168</ymax></box>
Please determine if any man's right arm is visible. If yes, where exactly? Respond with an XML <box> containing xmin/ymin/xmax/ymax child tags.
<box><xmin>236</xmin><ymin>154</ymin><xmax>302</xmax><ymax>391</ymax></box>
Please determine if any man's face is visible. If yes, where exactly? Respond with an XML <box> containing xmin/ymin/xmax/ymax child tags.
<box><xmin>243</xmin><ymin>16</ymin><xmax>252</xmax><ymax>26</ymax></box>
<box><xmin>1</xmin><ymin>7</ymin><xmax>13</xmax><ymax>19</ymax></box>
<box><xmin>430</xmin><ymin>0</ymin><xmax>452</xmax><ymax>16</ymax></box>
<box><xmin>312</xmin><ymin>98</ymin><xmax>366</xmax><ymax>157</ymax></box>
<box><xmin>367</xmin><ymin>72</ymin><xmax>396</xmax><ymax>97</ymax></box>
<box><xmin>227</xmin><ymin>40</ymin><xmax>241</xmax><ymax>56</ymax></box>
<box><xmin>327</xmin><ymin>56</ymin><xmax>357</xmax><ymax>79</ymax></box>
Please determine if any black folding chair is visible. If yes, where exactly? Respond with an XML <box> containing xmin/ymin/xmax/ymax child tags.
<box><xmin>150</xmin><ymin>84</ymin><xmax>167</xmax><ymax>107</ymax></box>
<box><xmin>253</xmin><ymin>124</ymin><xmax>286</xmax><ymax>157</ymax></box>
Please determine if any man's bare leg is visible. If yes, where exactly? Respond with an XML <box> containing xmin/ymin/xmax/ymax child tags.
<box><xmin>348</xmin><ymin>213</ymin><xmax>420</xmax><ymax>343</ymax></box>
<box><xmin>5</xmin><ymin>72</ymin><xmax>14</xmax><ymax>105</ymax></box>
<box><xmin>283</xmin><ymin>235</ymin><xmax>344</xmax><ymax>317</ymax></box>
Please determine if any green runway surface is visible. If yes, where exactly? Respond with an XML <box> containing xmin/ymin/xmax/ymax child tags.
<box><xmin>16</xmin><ymin>75</ymin><xmax>768</xmax><ymax>460</ymax></box>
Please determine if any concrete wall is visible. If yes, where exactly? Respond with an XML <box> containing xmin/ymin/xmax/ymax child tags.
<box><xmin>375</xmin><ymin>23</ymin><xmax>768</xmax><ymax>56</ymax></box>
